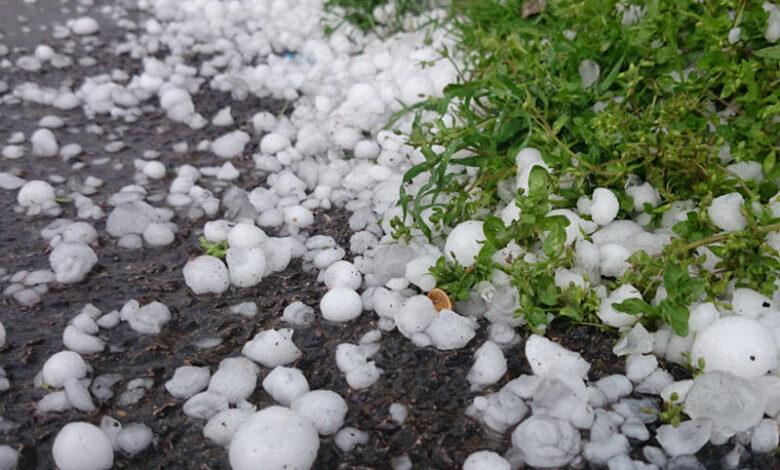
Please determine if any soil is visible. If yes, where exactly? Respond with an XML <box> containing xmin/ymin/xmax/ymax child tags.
<box><xmin>0</xmin><ymin>1</ymin><xmax>777</xmax><ymax>470</ymax></box>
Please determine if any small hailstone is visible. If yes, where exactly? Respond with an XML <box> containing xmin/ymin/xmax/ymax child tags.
<box><xmin>708</xmin><ymin>192</ymin><xmax>747</xmax><ymax>232</ymax></box>
<box><xmin>731</xmin><ymin>288</ymin><xmax>773</xmax><ymax>318</ymax></box>
<box><xmin>62</xmin><ymin>326</ymin><xmax>104</xmax><ymax>354</ymax></box>
<box><xmin>389</xmin><ymin>403</ymin><xmax>408</xmax><ymax>424</ymax></box>
<box><xmin>262</xmin><ymin>366</ymin><xmax>310</xmax><ymax>406</ymax></box>
<box><xmin>690</xmin><ymin>315</ymin><xmax>777</xmax><ymax>378</ymax></box>
<box><xmin>52</xmin><ymin>422</ymin><xmax>113</xmax><ymax>470</ymax></box>
<box><xmin>259</xmin><ymin>133</ymin><xmax>291</xmax><ymax>155</ymax></box>
<box><xmin>511</xmin><ymin>415</ymin><xmax>581</xmax><ymax>468</ymax></box>
<box><xmin>229</xmin><ymin>407</ymin><xmax>319</xmax><ymax>470</ymax></box>
<box><xmin>590</xmin><ymin>188</ymin><xmax>619</xmax><ymax>225</ymax></box>
<box><xmin>229</xmin><ymin>301</ymin><xmax>258</xmax><ymax>317</ymax></box>
<box><xmin>467</xmin><ymin>341</ymin><xmax>507</xmax><ymax>390</ymax></box>
<box><xmin>579</xmin><ymin>59</ymin><xmax>601</xmax><ymax>88</ymax></box>
<box><xmin>204</xmin><ymin>409</ymin><xmax>252</xmax><ymax>447</ymax></box>
<box><xmin>49</xmin><ymin>242</ymin><xmax>97</xmax><ymax>283</ymax></box>
<box><xmin>211</xmin><ymin>130</ymin><xmax>250</xmax><ymax>159</ymax></box>
<box><xmin>291</xmin><ymin>390</ymin><xmax>348</xmax><ymax>435</ymax></box>
<box><xmin>598</xmin><ymin>284</ymin><xmax>642</xmax><ymax>327</ymax></box>
<box><xmin>323</xmin><ymin>261</ymin><xmax>362</xmax><ymax>290</ymax></box>
<box><xmin>395</xmin><ymin>295</ymin><xmax>438</xmax><ymax>338</ymax></box>
<box><xmin>227</xmin><ymin>222</ymin><xmax>267</xmax><ymax>248</ymax></box>
<box><xmin>183</xmin><ymin>256</ymin><xmax>229</xmax><ymax>294</ymax></box>
<box><xmin>282</xmin><ymin>301</ymin><xmax>315</xmax><ymax>326</ymax></box>
<box><xmin>625</xmin><ymin>354</ymin><xmax>658</xmax><ymax>382</ymax></box>
<box><xmin>750</xmin><ymin>418</ymin><xmax>779</xmax><ymax>453</ymax></box>
<box><xmin>404</xmin><ymin>255</ymin><xmax>438</xmax><ymax>292</ymax></box>
<box><xmin>31</xmin><ymin>128</ymin><xmax>59</xmax><ymax>157</ymax></box>
<box><xmin>42</xmin><ymin>351</ymin><xmax>88</xmax><ymax>388</ymax></box>
<box><xmin>18</xmin><ymin>180</ymin><xmax>55</xmax><ymax>208</ymax></box>
<box><xmin>226</xmin><ymin>247</ymin><xmax>266</xmax><ymax>288</ymax></box>
<box><xmin>69</xmin><ymin>17</ymin><xmax>100</xmax><ymax>35</ymax></box>
<box><xmin>242</xmin><ymin>329</ymin><xmax>302</xmax><ymax>368</ymax></box>
<box><xmin>37</xmin><ymin>391</ymin><xmax>72</xmax><ymax>413</ymax></box>
<box><xmin>116</xmin><ymin>423</ymin><xmax>153</xmax><ymax>456</ymax></box>
<box><xmin>594</xmin><ymin>375</ymin><xmax>633</xmax><ymax>403</ymax></box>
<box><xmin>525</xmin><ymin>334</ymin><xmax>590</xmax><ymax>380</ymax></box>
<box><xmin>656</xmin><ymin>419</ymin><xmax>712</xmax><ymax>457</ymax></box>
<box><xmin>182</xmin><ymin>391</ymin><xmax>229</xmax><ymax>420</ymax></box>
<box><xmin>63</xmin><ymin>377</ymin><xmax>95</xmax><ymax>412</ymax></box>
<box><xmin>142</xmin><ymin>161</ymin><xmax>166</xmax><ymax>179</ymax></box>
<box><xmin>0</xmin><ymin>321</ymin><xmax>5</xmax><ymax>348</ymax></box>
<box><xmin>599</xmin><ymin>243</ymin><xmax>631</xmax><ymax>278</ymax></box>
<box><xmin>463</xmin><ymin>451</ymin><xmax>511</xmax><ymax>470</ymax></box>
<box><xmin>284</xmin><ymin>205</ymin><xmax>314</xmax><ymax>228</ymax></box>
<box><xmin>320</xmin><ymin>287</ymin><xmax>363</xmax><ymax>322</ymax></box>
<box><xmin>165</xmin><ymin>366</ymin><xmax>210</xmax><ymax>399</ymax></box>
<box><xmin>426</xmin><ymin>310</ymin><xmax>478</xmax><ymax>350</ymax></box>
<box><xmin>0</xmin><ymin>445</ymin><xmax>19</xmax><ymax>470</ymax></box>
<box><xmin>211</xmin><ymin>106</ymin><xmax>233</xmax><ymax>127</ymax></box>
<box><xmin>335</xmin><ymin>427</ymin><xmax>369</xmax><ymax>452</ymax></box>
<box><xmin>208</xmin><ymin>357</ymin><xmax>260</xmax><ymax>404</ymax></box>
<box><xmin>143</xmin><ymin>223</ymin><xmax>175</xmax><ymax>247</ymax></box>
<box><xmin>120</xmin><ymin>301</ymin><xmax>170</xmax><ymax>335</ymax></box>
<box><xmin>444</xmin><ymin>220</ymin><xmax>486</xmax><ymax>267</ymax></box>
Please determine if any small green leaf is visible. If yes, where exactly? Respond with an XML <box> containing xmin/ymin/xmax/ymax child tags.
<box><xmin>543</xmin><ymin>224</ymin><xmax>566</xmax><ymax>258</ymax></box>
<box><xmin>527</xmin><ymin>165</ymin><xmax>550</xmax><ymax>199</ymax></box>
<box><xmin>754</xmin><ymin>45</ymin><xmax>780</xmax><ymax>60</ymax></box>
<box><xmin>613</xmin><ymin>297</ymin><xmax>654</xmax><ymax>316</ymax></box>
<box><xmin>763</xmin><ymin>152</ymin><xmax>776</xmax><ymax>176</ymax></box>
<box><xmin>659</xmin><ymin>302</ymin><xmax>690</xmax><ymax>336</ymax></box>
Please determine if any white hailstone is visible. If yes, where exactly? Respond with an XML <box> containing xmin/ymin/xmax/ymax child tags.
<box><xmin>625</xmin><ymin>354</ymin><xmax>658</xmax><ymax>382</ymax></box>
<box><xmin>227</xmin><ymin>222</ymin><xmax>267</xmax><ymax>249</ymax></box>
<box><xmin>467</xmin><ymin>341</ymin><xmax>508</xmax><ymax>390</ymax></box>
<box><xmin>165</xmin><ymin>366</ymin><xmax>210</xmax><ymax>399</ymax></box>
<box><xmin>389</xmin><ymin>403</ymin><xmax>408</xmax><ymax>424</ymax></box>
<box><xmin>525</xmin><ymin>335</ymin><xmax>590</xmax><ymax>380</ymax></box>
<box><xmin>656</xmin><ymin>419</ymin><xmax>713</xmax><ymax>457</ymax></box>
<box><xmin>212</xmin><ymin>130</ymin><xmax>250</xmax><ymax>159</ymax></box>
<box><xmin>320</xmin><ymin>287</ymin><xmax>363</xmax><ymax>322</ymax></box>
<box><xmin>53</xmin><ymin>422</ymin><xmax>113</xmax><ymax>470</ymax></box>
<box><xmin>226</xmin><ymin>247</ymin><xmax>266</xmax><ymax>288</ymax></box>
<box><xmin>208</xmin><ymin>357</ymin><xmax>260</xmax><ymax>404</ymax></box>
<box><xmin>691</xmin><ymin>316</ymin><xmax>777</xmax><ymax>378</ymax></box>
<box><xmin>62</xmin><ymin>222</ymin><xmax>98</xmax><ymax>244</ymax></box>
<box><xmin>116</xmin><ymin>423</ymin><xmax>153</xmax><ymax>456</ymax></box>
<box><xmin>335</xmin><ymin>427</ymin><xmax>369</xmax><ymax>452</ymax></box>
<box><xmin>333</xmin><ymin>127</ymin><xmax>361</xmax><ymax>150</ymax></box>
<box><xmin>17</xmin><ymin>180</ymin><xmax>55</xmax><ymax>207</ymax></box>
<box><xmin>404</xmin><ymin>255</ymin><xmax>438</xmax><ymax>292</ymax></box>
<box><xmin>625</xmin><ymin>182</ymin><xmax>660</xmax><ymax>211</ymax></box>
<box><xmin>49</xmin><ymin>242</ymin><xmax>97</xmax><ymax>283</ymax></box>
<box><xmin>183</xmin><ymin>256</ymin><xmax>229</xmax><ymax>294</ymax></box>
<box><xmin>120</xmin><ymin>301</ymin><xmax>170</xmax><ymax>335</ymax></box>
<box><xmin>590</xmin><ymin>188</ymin><xmax>619</xmax><ymax>225</ymax></box>
<box><xmin>728</xmin><ymin>26</ymin><xmax>742</xmax><ymax>44</ymax></box>
<box><xmin>31</xmin><ymin>128</ymin><xmax>59</xmax><ymax>157</ymax></box>
<box><xmin>598</xmin><ymin>284</ymin><xmax>643</xmax><ymax>327</ymax></box>
<box><xmin>444</xmin><ymin>220</ymin><xmax>486</xmax><ymax>267</ymax></box>
<box><xmin>284</xmin><ymin>205</ymin><xmax>314</xmax><ymax>228</ymax></box>
<box><xmin>42</xmin><ymin>351</ymin><xmax>88</xmax><ymax>388</ymax></box>
<box><xmin>182</xmin><ymin>391</ymin><xmax>229</xmax><ymax>420</ymax></box>
<box><xmin>106</xmin><ymin>202</ymin><xmax>156</xmax><ymax>237</ymax></box>
<box><xmin>731</xmin><ymin>288</ymin><xmax>773</xmax><ymax>318</ymax></box>
<box><xmin>0</xmin><ymin>321</ymin><xmax>5</xmax><ymax>348</ymax></box>
<box><xmin>260</xmin><ymin>133</ymin><xmax>292</xmax><ymax>155</ymax></box>
<box><xmin>291</xmin><ymin>390</ymin><xmax>348</xmax><ymax>436</ymax></box>
<box><xmin>764</xmin><ymin>2</ymin><xmax>780</xmax><ymax>43</ymax></box>
<box><xmin>282</xmin><ymin>301</ymin><xmax>315</xmax><ymax>326</ymax></box>
<box><xmin>143</xmin><ymin>223</ymin><xmax>175</xmax><ymax>247</ymax></box>
<box><xmin>425</xmin><ymin>310</ymin><xmax>478</xmax><ymax>350</ymax></box>
<box><xmin>400</xmin><ymin>75</ymin><xmax>433</xmax><ymax>105</ymax></box>
<box><xmin>323</xmin><ymin>261</ymin><xmax>362</xmax><ymax>290</ymax></box>
<box><xmin>515</xmin><ymin>147</ymin><xmax>550</xmax><ymax>192</ymax></box>
<box><xmin>463</xmin><ymin>451</ymin><xmax>511</xmax><ymax>470</ymax></box>
<box><xmin>751</xmin><ymin>418</ymin><xmax>779</xmax><ymax>453</ymax></box>
<box><xmin>63</xmin><ymin>377</ymin><xmax>95</xmax><ymax>412</ymax></box>
<box><xmin>262</xmin><ymin>366</ymin><xmax>310</xmax><ymax>406</ymax></box>
<box><xmin>354</xmin><ymin>140</ymin><xmax>380</xmax><ymax>160</ymax></box>
<box><xmin>142</xmin><ymin>161</ymin><xmax>166</xmax><ymax>179</ymax></box>
<box><xmin>229</xmin><ymin>407</ymin><xmax>319</xmax><ymax>470</ymax></box>
<box><xmin>2</xmin><ymin>145</ymin><xmax>25</xmax><ymax>159</ymax></box>
<box><xmin>395</xmin><ymin>295</ymin><xmax>438</xmax><ymax>338</ymax></box>
<box><xmin>579</xmin><ymin>59</ymin><xmax>601</xmax><ymax>88</ymax></box>
<box><xmin>242</xmin><ymin>329</ymin><xmax>302</xmax><ymax>368</ymax></box>
<box><xmin>599</xmin><ymin>243</ymin><xmax>632</xmax><ymax>278</ymax></box>
<box><xmin>204</xmin><ymin>408</ymin><xmax>252</xmax><ymax>447</ymax></box>
<box><xmin>0</xmin><ymin>445</ymin><xmax>19</xmax><ymax>470</ymax></box>
<box><xmin>211</xmin><ymin>106</ymin><xmax>234</xmax><ymax>127</ymax></box>
<box><xmin>511</xmin><ymin>415</ymin><xmax>581</xmax><ymax>468</ymax></box>
<box><xmin>708</xmin><ymin>192</ymin><xmax>747</xmax><ymax>232</ymax></box>
<box><xmin>684</xmin><ymin>371</ymin><xmax>767</xmax><ymax>438</ymax></box>
<box><xmin>37</xmin><ymin>391</ymin><xmax>72</xmax><ymax>413</ymax></box>
<box><xmin>69</xmin><ymin>17</ymin><xmax>100</xmax><ymax>35</ymax></box>
<box><xmin>63</xmin><ymin>326</ymin><xmax>104</xmax><ymax>354</ymax></box>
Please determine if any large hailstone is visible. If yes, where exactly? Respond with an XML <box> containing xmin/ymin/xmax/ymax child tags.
<box><xmin>42</xmin><ymin>351</ymin><xmax>88</xmax><ymax>388</ymax></box>
<box><xmin>708</xmin><ymin>192</ymin><xmax>747</xmax><ymax>232</ymax></box>
<box><xmin>320</xmin><ymin>287</ymin><xmax>362</xmax><ymax>322</ymax></box>
<box><xmin>242</xmin><ymin>329</ymin><xmax>302</xmax><ymax>368</ymax></box>
<box><xmin>511</xmin><ymin>415</ymin><xmax>581</xmax><ymax>468</ymax></box>
<box><xmin>691</xmin><ymin>316</ymin><xmax>777</xmax><ymax>378</ymax></box>
<box><xmin>444</xmin><ymin>220</ymin><xmax>486</xmax><ymax>267</ymax></box>
<box><xmin>49</xmin><ymin>242</ymin><xmax>97</xmax><ymax>283</ymax></box>
<box><xmin>290</xmin><ymin>390</ymin><xmax>348</xmax><ymax>436</ymax></box>
<box><xmin>229</xmin><ymin>406</ymin><xmax>319</xmax><ymax>470</ymax></box>
<box><xmin>598</xmin><ymin>284</ymin><xmax>643</xmax><ymax>327</ymax></box>
<box><xmin>183</xmin><ymin>255</ymin><xmax>229</xmax><ymax>294</ymax></box>
<box><xmin>52</xmin><ymin>422</ymin><xmax>113</xmax><ymax>470</ymax></box>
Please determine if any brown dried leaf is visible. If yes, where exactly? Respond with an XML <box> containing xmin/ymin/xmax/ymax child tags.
<box><xmin>522</xmin><ymin>0</ymin><xmax>547</xmax><ymax>18</ymax></box>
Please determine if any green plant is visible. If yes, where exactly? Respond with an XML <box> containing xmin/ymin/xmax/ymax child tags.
<box><xmin>322</xmin><ymin>0</ymin><xmax>445</xmax><ymax>35</ymax></box>
<box><xmin>200</xmin><ymin>237</ymin><xmax>228</xmax><ymax>259</ymax></box>
<box><xmin>392</xmin><ymin>0</ymin><xmax>780</xmax><ymax>335</ymax></box>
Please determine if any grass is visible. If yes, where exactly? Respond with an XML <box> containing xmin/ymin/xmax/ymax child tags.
<box><xmin>381</xmin><ymin>0</ymin><xmax>780</xmax><ymax>334</ymax></box>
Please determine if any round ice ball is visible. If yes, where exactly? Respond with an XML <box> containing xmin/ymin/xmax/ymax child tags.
<box><xmin>183</xmin><ymin>255</ymin><xmax>229</xmax><ymax>294</ymax></box>
<box><xmin>598</xmin><ymin>284</ymin><xmax>642</xmax><ymax>328</ymax></box>
<box><xmin>463</xmin><ymin>450</ymin><xmax>511</xmax><ymax>470</ymax></box>
<box><xmin>42</xmin><ymin>350</ymin><xmax>88</xmax><ymax>388</ymax></box>
<box><xmin>691</xmin><ymin>316</ymin><xmax>777</xmax><ymax>378</ymax></box>
<box><xmin>17</xmin><ymin>180</ymin><xmax>55</xmax><ymax>207</ymax></box>
<box><xmin>320</xmin><ymin>287</ymin><xmax>362</xmax><ymax>322</ymax></box>
<box><xmin>590</xmin><ymin>188</ymin><xmax>619</xmax><ymax>225</ymax></box>
<box><xmin>444</xmin><ymin>220</ymin><xmax>486</xmax><ymax>267</ymax></box>
<box><xmin>323</xmin><ymin>261</ymin><xmax>362</xmax><ymax>290</ymax></box>
<box><xmin>52</xmin><ymin>422</ymin><xmax>113</xmax><ymax>470</ymax></box>
<box><xmin>291</xmin><ymin>390</ymin><xmax>348</xmax><ymax>435</ymax></box>
<box><xmin>229</xmin><ymin>406</ymin><xmax>319</xmax><ymax>470</ymax></box>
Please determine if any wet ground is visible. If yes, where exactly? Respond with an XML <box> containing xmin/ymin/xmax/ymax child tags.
<box><xmin>0</xmin><ymin>1</ymin><xmax>777</xmax><ymax>469</ymax></box>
